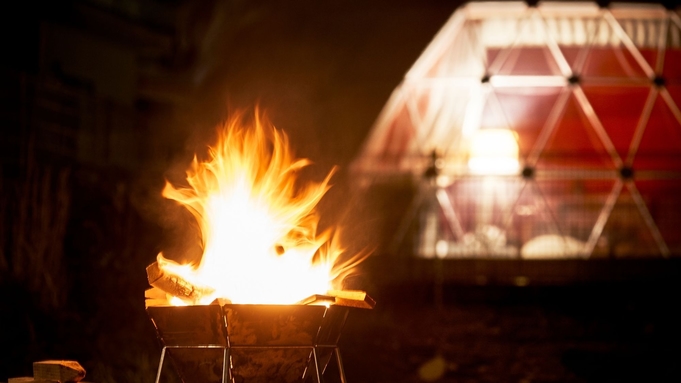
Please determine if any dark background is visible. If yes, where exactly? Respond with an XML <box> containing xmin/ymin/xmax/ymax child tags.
<box><xmin>1</xmin><ymin>1</ymin><xmax>681</xmax><ymax>382</ymax></box>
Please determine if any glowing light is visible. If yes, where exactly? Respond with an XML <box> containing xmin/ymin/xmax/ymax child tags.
<box><xmin>467</xmin><ymin>129</ymin><xmax>520</xmax><ymax>175</ymax></box>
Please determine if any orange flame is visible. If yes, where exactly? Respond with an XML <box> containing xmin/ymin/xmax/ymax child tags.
<box><xmin>158</xmin><ymin>111</ymin><xmax>358</xmax><ymax>305</ymax></box>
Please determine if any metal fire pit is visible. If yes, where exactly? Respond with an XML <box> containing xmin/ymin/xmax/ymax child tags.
<box><xmin>147</xmin><ymin>302</ymin><xmax>350</xmax><ymax>383</ymax></box>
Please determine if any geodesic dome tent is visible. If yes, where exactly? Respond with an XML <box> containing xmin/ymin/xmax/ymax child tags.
<box><xmin>351</xmin><ymin>1</ymin><xmax>681</xmax><ymax>259</ymax></box>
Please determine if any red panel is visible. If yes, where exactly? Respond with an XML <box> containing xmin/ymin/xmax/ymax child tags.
<box><xmin>489</xmin><ymin>87</ymin><xmax>563</xmax><ymax>160</ymax></box>
<box><xmin>598</xmin><ymin>184</ymin><xmax>664</xmax><ymax>257</ymax></box>
<box><xmin>635</xmin><ymin>179</ymin><xmax>681</xmax><ymax>253</ymax></box>
<box><xmin>487</xmin><ymin>48</ymin><xmax>501</xmax><ymax>73</ymax></box>
<box><xmin>559</xmin><ymin>46</ymin><xmax>583</xmax><ymax>72</ymax></box>
<box><xmin>667</xmin><ymin>83</ymin><xmax>681</xmax><ymax>108</ymax></box>
<box><xmin>582</xmin><ymin>84</ymin><xmax>650</xmax><ymax>162</ymax></box>
<box><xmin>632</xmin><ymin>93</ymin><xmax>681</xmax><ymax>170</ymax></box>
<box><xmin>496</xmin><ymin>47</ymin><xmax>562</xmax><ymax>76</ymax></box>
<box><xmin>445</xmin><ymin>178</ymin><xmax>523</xmax><ymax>236</ymax></box>
<box><xmin>536</xmin><ymin>92</ymin><xmax>617</xmax><ymax>170</ymax></box>
<box><xmin>534</xmin><ymin>179</ymin><xmax>614</xmax><ymax>244</ymax></box>
<box><xmin>479</xmin><ymin>91</ymin><xmax>511</xmax><ymax>130</ymax></box>
<box><xmin>638</xmin><ymin>48</ymin><xmax>659</xmax><ymax>74</ymax></box>
<box><xmin>507</xmin><ymin>180</ymin><xmax>566</xmax><ymax>245</ymax></box>
<box><xmin>663</xmin><ymin>49</ymin><xmax>681</xmax><ymax>80</ymax></box>
<box><xmin>581</xmin><ymin>46</ymin><xmax>648</xmax><ymax>78</ymax></box>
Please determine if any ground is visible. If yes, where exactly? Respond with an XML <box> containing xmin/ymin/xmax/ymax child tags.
<box><xmin>339</xmin><ymin>279</ymin><xmax>681</xmax><ymax>383</ymax></box>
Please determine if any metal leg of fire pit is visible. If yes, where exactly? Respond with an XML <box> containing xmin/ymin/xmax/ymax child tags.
<box><xmin>154</xmin><ymin>345</ymin><xmax>229</xmax><ymax>383</ymax></box>
<box><xmin>223</xmin><ymin>347</ymin><xmax>230</xmax><ymax>383</ymax></box>
<box><xmin>334</xmin><ymin>348</ymin><xmax>348</xmax><ymax>383</ymax></box>
<box><xmin>154</xmin><ymin>346</ymin><xmax>167</xmax><ymax>383</ymax></box>
<box><xmin>310</xmin><ymin>348</ymin><xmax>321</xmax><ymax>383</ymax></box>
<box><xmin>154</xmin><ymin>344</ymin><xmax>346</xmax><ymax>383</ymax></box>
<box><xmin>308</xmin><ymin>346</ymin><xmax>347</xmax><ymax>383</ymax></box>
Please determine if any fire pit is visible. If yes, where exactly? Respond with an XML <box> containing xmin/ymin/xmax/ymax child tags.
<box><xmin>146</xmin><ymin>270</ymin><xmax>374</xmax><ymax>383</ymax></box>
<box><xmin>146</xmin><ymin>300</ymin><xmax>370</xmax><ymax>383</ymax></box>
<box><xmin>145</xmin><ymin>110</ymin><xmax>373</xmax><ymax>383</ymax></box>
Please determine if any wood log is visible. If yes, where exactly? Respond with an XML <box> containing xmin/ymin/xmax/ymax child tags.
<box><xmin>327</xmin><ymin>290</ymin><xmax>376</xmax><ymax>309</ymax></box>
<box><xmin>146</xmin><ymin>261</ymin><xmax>214</xmax><ymax>303</ymax></box>
<box><xmin>32</xmin><ymin>360</ymin><xmax>85</xmax><ymax>382</ymax></box>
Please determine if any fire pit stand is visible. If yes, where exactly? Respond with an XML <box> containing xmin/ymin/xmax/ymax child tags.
<box><xmin>147</xmin><ymin>303</ymin><xmax>352</xmax><ymax>383</ymax></box>
<box><xmin>154</xmin><ymin>343</ymin><xmax>346</xmax><ymax>383</ymax></box>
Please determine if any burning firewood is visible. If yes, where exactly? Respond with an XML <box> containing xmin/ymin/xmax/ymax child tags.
<box><xmin>32</xmin><ymin>360</ymin><xmax>85</xmax><ymax>382</ymax></box>
<box><xmin>297</xmin><ymin>294</ymin><xmax>337</xmax><ymax>306</ymax></box>
<box><xmin>8</xmin><ymin>378</ymin><xmax>58</xmax><ymax>383</ymax></box>
<box><xmin>144</xmin><ymin>287</ymin><xmax>172</xmax><ymax>307</ymax></box>
<box><xmin>146</xmin><ymin>261</ymin><xmax>214</xmax><ymax>304</ymax></box>
<box><xmin>297</xmin><ymin>290</ymin><xmax>375</xmax><ymax>308</ymax></box>
<box><xmin>327</xmin><ymin>289</ymin><xmax>376</xmax><ymax>309</ymax></box>
<box><xmin>145</xmin><ymin>287</ymin><xmax>166</xmax><ymax>299</ymax></box>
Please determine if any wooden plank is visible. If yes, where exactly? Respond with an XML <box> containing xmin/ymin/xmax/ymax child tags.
<box><xmin>8</xmin><ymin>377</ymin><xmax>58</xmax><ymax>383</ymax></box>
<box><xmin>327</xmin><ymin>290</ymin><xmax>376</xmax><ymax>309</ymax></box>
<box><xmin>298</xmin><ymin>294</ymin><xmax>336</xmax><ymax>306</ymax></box>
<box><xmin>33</xmin><ymin>360</ymin><xmax>85</xmax><ymax>382</ymax></box>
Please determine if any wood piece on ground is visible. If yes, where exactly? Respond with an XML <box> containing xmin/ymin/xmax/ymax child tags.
<box><xmin>33</xmin><ymin>360</ymin><xmax>86</xmax><ymax>382</ymax></box>
<box><xmin>8</xmin><ymin>377</ymin><xmax>59</xmax><ymax>383</ymax></box>
<box><xmin>146</xmin><ymin>261</ymin><xmax>214</xmax><ymax>303</ymax></box>
<box><xmin>327</xmin><ymin>289</ymin><xmax>376</xmax><ymax>309</ymax></box>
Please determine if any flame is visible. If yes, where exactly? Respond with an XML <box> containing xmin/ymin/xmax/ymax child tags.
<box><xmin>158</xmin><ymin>111</ymin><xmax>357</xmax><ymax>305</ymax></box>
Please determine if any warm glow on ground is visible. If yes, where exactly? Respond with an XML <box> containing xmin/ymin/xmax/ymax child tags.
<box><xmin>157</xmin><ymin>111</ymin><xmax>358</xmax><ymax>305</ymax></box>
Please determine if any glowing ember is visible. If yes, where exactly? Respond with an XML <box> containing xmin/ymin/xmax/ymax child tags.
<box><xmin>157</xmin><ymin>111</ymin><xmax>359</xmax><ymax>305</ymax></box>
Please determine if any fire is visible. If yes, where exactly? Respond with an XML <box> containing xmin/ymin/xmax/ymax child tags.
<box><xmin>157</xmin><ymin>111</ymin><xmax>357</xmax><ymax>305</ymax></box>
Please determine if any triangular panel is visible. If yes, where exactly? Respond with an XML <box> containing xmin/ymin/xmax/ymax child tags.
<box><xmin>450</xmin><ymin>178</ymin><xmax>522</xmax><ymax>234</ymax></box>
<box><xmin>597</xmin><ymin>183</ymin><xmax>664</xmax><ymax>257</ymax></box>
<box><xmin>580</xmin><ymin>18</ymin><xmax>649</xmax><ymax>78</ymax></box>
<box><xmin>507</xmin><ymin>181</ymin><xmax>583</xmax><ymax>259</ymax></box>
<box><xmin>553</xmin><ymin>16</ymin><xmax>600</xmax><ymax>74</ymax></box>
<box><xmin>436</xmin><ymin>178</ymin><xmax>523</xmax><ymax>257</ymax></box>
<box><xmin>632</xmin><ymin>92</ymin><xmax>681</xmax><ymax>170</ymax></box>
<box><xmin>492</xmin><ymin>86</ymin><xmax>566</xmax><ymax>161</ymax></box>
<box><xmin>425</xmin><ymin>20</ymin><xmax>487</xmax><ymax>78</ymax></box>
<box><xmin>582</xmin><ymin>84</ymin><xmax>651</xmax><ymax>162</ymax></box>
<box><xmin>479</xmin><ymin>90</ymin><xmax>512</xmax><ymax>130</ymax></box>
<box><xmin>635</xmin><ymin>179</ymin><xmax>681</xmax><ymax>254</ymax></box>
<box><xmin>408</xmin><ymin>83</ymin><xmax>476</xmax><ymax>158</ymax></box>
<box><xmin>538</xmin><ymin>178</ymin><xmax>615</xmax><ymax>247</ymax></box>
<box><xmin>490</xmin><ymin>14</ymin><xmax>564</xmax><ymax>76</ymax></box>
<box><xmin>662</xmin><ymin>17</ymin><xmax>681</xmax><ymax>80</ymax></box>
<box><xmin>535</xmin><ymin>92</ymin><xmax>616</xmax><ymax>170</ymax></box>
<box><xmin>612</xmin><ymin>16</ymin><xmax>659</xmax><ymax>72</ymax></box>
<box><xmin>667</xmin><ymin>83</ymin><xmax>681</xmax><ymax>112</ymax></box>
<box><xmin>483</xmin><ymin>16</ymin><xmax>522</xmax><ymax>74</ymax></box>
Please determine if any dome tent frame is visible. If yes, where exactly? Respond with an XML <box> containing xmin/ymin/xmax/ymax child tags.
<box><xmin>352</xmin><ymin>2</ymin><xmax>681</xmax><ymax>259</ymax></box>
